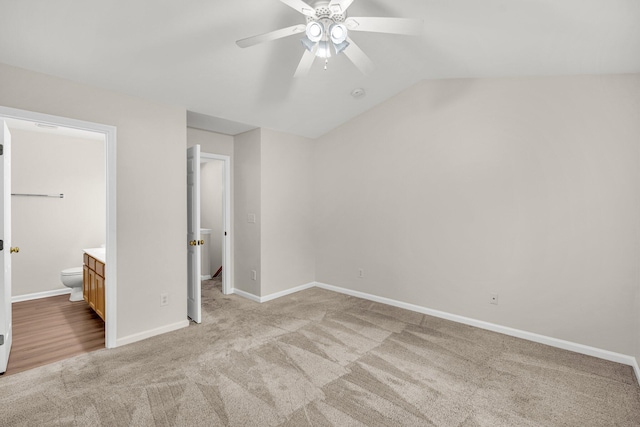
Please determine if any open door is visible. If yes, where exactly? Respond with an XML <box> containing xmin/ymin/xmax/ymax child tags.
<box><xmin>0</xmin><ymin>120</ymin><xmax>12</xmax><ymax>373</ymax></box>
<box><xmin>187</xmin><ymin>145</ymin><xmax>201</xmax><ymax>323</ymax></box>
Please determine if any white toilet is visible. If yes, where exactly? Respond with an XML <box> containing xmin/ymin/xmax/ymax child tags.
<box><xmin>61</xmin><ymin>267</ymin><xmax>84</xmax><ymax>302</ymax></box>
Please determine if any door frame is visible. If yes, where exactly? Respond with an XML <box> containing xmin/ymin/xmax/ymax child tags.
<box><xmin>200</xmin><ymin>152</ymin><xmax>232</xmax><ymax>295</ymax></box>
<box><xmin>0</xmin><ymin>106</ymin><xmax>118</xmax><ymax>349</ymax></box>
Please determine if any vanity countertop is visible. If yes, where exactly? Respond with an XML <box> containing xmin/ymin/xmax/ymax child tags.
<box><xmin>84</xmin><ymin>247</ymin><xmax>106</xmax><ymax>264</ymax></box>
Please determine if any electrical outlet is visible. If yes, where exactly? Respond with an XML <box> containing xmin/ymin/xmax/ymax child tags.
<box><xmin>490</xmin><ymin>293</ymin><xmax>498</xmax><ymax>305</ymax></box>
<box><xmin>251</xmin><ymin>270</ymin><xmax>257</xmax><ymax>281</ymax></box>
<box><xmin>358</xmin><ymin>268</ymin><xmax>364</xmax><ymax>278</ymax></box>
<box><xmin>160</xmin><ymin>292</ymin><xmax>169</xmax><ymax>306</ymax></box>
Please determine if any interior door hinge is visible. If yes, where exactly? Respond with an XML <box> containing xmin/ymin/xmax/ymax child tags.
<box><xmin>0</xmin><ymin>144</ymin><xmax>3</xmax><ymax>156</ymax></box>
<box><xmin>0</xmin><ymin>240</ymin><xmax>3</xmax><ymax>251</ymax></box>
<box><xmin>0</xmin><ymin>335</ymin><xmax>4</xmax><ymax>345</ymax></box>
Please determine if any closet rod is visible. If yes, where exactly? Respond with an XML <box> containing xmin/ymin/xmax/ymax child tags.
<box><xmin>11</xmin><ymin>193</ymin><xmax>64</xmax><ymax>198</ymax></box>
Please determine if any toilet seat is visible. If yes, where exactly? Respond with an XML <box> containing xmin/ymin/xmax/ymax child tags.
<box><xmin>61</xmin><ymin>267</ymin><xmax>83</xmax><ymax>276</ymax></box>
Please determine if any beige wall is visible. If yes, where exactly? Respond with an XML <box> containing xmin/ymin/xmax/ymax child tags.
<box><xmin>187</xmin><ymin>127</ymin><xmax>233</xmax><ymax>156</ymax></box>
<box><xmin>261</xmin><ymin>129</ymin><xmax>315</xmax><ymax>295</ymax></box>
<box><xmin>231</xmin><ymin>128</ymin><xmax>315</xmax><ymax>297</ymax></box>
<box><xmin>0</xmin><ymin>63</ymin><xmax>187</xmax><ymax>342</ymax></box>
<box><xmin>11</xmin><ymin>129</ymin><xmax>104</xmax><ymax>296</ymax></box>
<box><xmin>314</xmin><ymin>74</ymin><xmax>640</xmax><ymax>356</ymax></box>
<box><xmin>233</xmin><ymin>129</ymin><xmax>261</xmax><ymax>295</ymax></box>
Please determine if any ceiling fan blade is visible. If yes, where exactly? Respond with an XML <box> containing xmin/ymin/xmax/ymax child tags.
<box><xmin>236</xmin><ymin>24</ymin><xmax>306</xmax><ymax>48</ymax></box>
<box><xmin>328</xmin><ymin>0</ymin><xmax>355</xmax><ymax>14</ymax></box>
<box><xmin>294</xmin><ymin>46</ymin><xmax>317</xmax><ymax>77</ymax></box>
<box><xmin>343</xmin><ymin>37</ymin><xmax>374</xmax><ymax>75</ymax></box>
<box><xmin>345</xmin><ymin>17</ymin><xmax>423</xmax><ymax>36</ymax></box>
<box><xmin>279</xmin><ymin>0</ymin><xmax>316</xmax><ymax>17</ymax></box>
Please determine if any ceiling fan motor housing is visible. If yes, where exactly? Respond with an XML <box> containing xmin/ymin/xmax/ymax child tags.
<box><xmin>309</xmin><ymin>1</ymin><xmax>346</xmax><ymax>21</ymax></box>
<box><xmin>307</xmin><ymin>2</ymin><xmax>346</xmax><ymax>29</ymax></box>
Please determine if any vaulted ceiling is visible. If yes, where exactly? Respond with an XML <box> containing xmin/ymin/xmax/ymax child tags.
<box><xmin>0</xmin><ymin>0</ymin><xmax>638</xmax><ymax>138</ymax></box>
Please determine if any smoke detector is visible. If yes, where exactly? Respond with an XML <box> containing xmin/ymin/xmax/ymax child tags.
<box><xmin>351</xmin><ymin>88</ymin><xmax>365</xmax><ymax>99</ymax></box>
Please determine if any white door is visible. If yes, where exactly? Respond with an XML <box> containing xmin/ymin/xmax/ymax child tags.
<box><xmin>187</xmin><ymin>145</ymin><xmax>201</xmax><ymax>323</ymax></box>
<box><xmin>0</xmin><ymin>120</ymin><xmax>12</xmax><ymax>373</ymax></box>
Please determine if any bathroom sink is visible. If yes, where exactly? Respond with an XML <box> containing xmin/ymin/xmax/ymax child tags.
<box><xmin>84</xmin><ymin>247</ymin><xmax>106</xmax><ymax>264</ymax></box>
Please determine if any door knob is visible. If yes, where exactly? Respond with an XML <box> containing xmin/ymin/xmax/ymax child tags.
<box><xmin>199</xmin><ymin>240</ymin><xmax>204</xmax><ymax>245</ymax></box>
<box><xmin>189</xmin><ymin>240</ymin><xmax>197</xmax><ymax>246</ymax></box>
<box><xmin>10</xmin><ymin>247</ymin><xmax>19</xmax><ymax>254</ymax></box>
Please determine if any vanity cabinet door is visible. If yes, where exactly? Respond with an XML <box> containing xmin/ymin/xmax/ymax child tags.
<box><xmin>83</xmin><ymin>253</ymin><xmax>106</xmax><ymax>321</ymax></box>
<box><xmin>88</xmin><ymin>268</ymin><xmax>96</xmax><ymax>311</ymax></box>
<box><xmin>83</xmin><ymin>265</ymin><xmax>90</xmax><ymax>302</ymax></box>
<box><xmin>95</xmin><ymin>275</ymin><xmax>105</xmax><ymax>321</ymax></box>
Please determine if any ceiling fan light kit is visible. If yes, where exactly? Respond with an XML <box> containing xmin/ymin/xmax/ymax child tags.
<box><xmin>306</xmin><ymin>21</ymin><xmax>324</xmax><ymax>42</ymax></box>
<box><xmin>316</xmin><ymin>40</ymin><xmax>332</xmax><ymax>59</ymax></box>
<box><xmin>333</xmin><ymin>40</ymin><xmax>350</xmax><ymax>55</ymax></box>
<box><xmin>236</xmin><ymin>0</ymin><xmax>423</xmax><ymax>76</ymax></box>
<box><xmin>329</xmin><ymin>23</ymin><xmax>347</xmax><ymax>44</ymax></box>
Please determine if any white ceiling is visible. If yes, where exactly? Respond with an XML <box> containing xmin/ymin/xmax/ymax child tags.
<box><xmin>0</xmin><ymin>0</ymin><xmax>638</xmax><ymax>138</ymax></box>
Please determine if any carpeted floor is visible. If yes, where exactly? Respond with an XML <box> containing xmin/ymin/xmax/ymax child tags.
<box><xmin>1</xmin><ymin>278</ymin><xmax>639</xmax><ymax>426</ymax></box>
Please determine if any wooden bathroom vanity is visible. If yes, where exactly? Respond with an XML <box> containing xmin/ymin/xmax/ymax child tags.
<box><xmin>83</xmin><ymin>249</ymin><xmax>106</xmax><ymax>321</ymax></box>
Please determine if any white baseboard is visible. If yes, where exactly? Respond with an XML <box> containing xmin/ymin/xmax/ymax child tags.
<box><xmin>232</xmin><ymin>282</ymin><xmax>316</xmax><ymax>303</ymax></box>
<box><xmin>12</xmin><ymin>288</ymin><xmax>71</xmax><ymax>303</ymax></box>
<box><xmin>231</xmin><ymin>288</ymin><xmax>261</xmax><ymax>303</ymax></box>
<box><xmin>314</xmin><ymin>282</ymin><xmax>640</xmax><ymax>375</ymax></box>
<box><xmin>115</xmin><ymin>319</ymin><xmax>190</xmax><ymax>348</ymax></box>
<box><xmin>260</xmin><ymin>282</ymin><xmax>316</xmax><ymax>303</ymax></box>
<box><xmin>201</xmin><ymin>275</ymin><xmax>212</xmax><ymax>280</ymax></box>
<box><xmin>632</xmin><ymin>357</ymin><xmax>640</xmax><ymax>385</ymax></box>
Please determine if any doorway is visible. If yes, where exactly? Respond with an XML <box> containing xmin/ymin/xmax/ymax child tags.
<box><xmin>186</xmin><ymin>145</ymin><xmax>231</xmax><ymax>324</ymax></box>
<box><xmin>0</xmin><ymin>106</ymin><xmax>117</xmax><ymax>365</ymax></box>
<box><xmin>200</xmin><ymin>152</ymin><xmax>231</xmax><ymax>296</ymax></box>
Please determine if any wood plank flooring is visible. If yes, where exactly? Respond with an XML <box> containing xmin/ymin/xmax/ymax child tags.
<box><xmin>4</xmin><ymin>295</ymin><xmax>104</xmax><ymax>376</ymax></box>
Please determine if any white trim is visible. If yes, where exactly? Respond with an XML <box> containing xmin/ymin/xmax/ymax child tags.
<box><xmin>232</xmin><ymin>282</ymin><xmax>316</xmax><ymax>303</ymax></box>
<box><xmin>0</xmin><ymin>106</ymin><xmax>118</xmax><ymax>349</ymax></box>
<box><xmin>105</xmin><ymin>125</ymin><xmax>117</xmax><ymax>349</ymax></box>
<box><xmin>200</xmin><ymin>152</ymin><xmax>232</xmax><ymax>295</ymax></box>
<box><xmin>12</xmin><ymin>288</ymin><xmax>71</xmax><ymax>303</ymax></box>
<box><xmin>632</xmin><ymin>357</ymin><xmax>640</xmax><ymax>386</ymax></box>
<box><xmin>231</xmin><ymin>288</ymin><xmax>261</xmax><ymax>303</ymax></box>
<box><xmin>313</xmin><ymin>282</ymin><xmax>640</xmax><ymax>375</ymax></box>
<box><xmin>260</xmin><ymin>282</ymin><xmax>316</xmax><ymax>303</ymax></box>
<box><xmin>116</xmin><ymin>320</ymin><xmax>189</xmax><ymax>347</ymax></box>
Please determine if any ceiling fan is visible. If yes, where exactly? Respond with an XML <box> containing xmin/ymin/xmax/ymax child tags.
<box><xmin>236</xmin><ymin>0</ymin><xmax>423</xmax><ymax>77</ymax></box>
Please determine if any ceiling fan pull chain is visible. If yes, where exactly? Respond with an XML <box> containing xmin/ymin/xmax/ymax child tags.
<box><xmin>324</xmin><ymin>58</ymin><xmax>329</xmax><ymax>71</ymax></box>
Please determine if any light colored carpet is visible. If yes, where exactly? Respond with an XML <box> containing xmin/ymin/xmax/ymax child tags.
<box><xmin>1</xmin><ymin>279</ymin><xmax>639</xmax><ymax>426</ymax></box>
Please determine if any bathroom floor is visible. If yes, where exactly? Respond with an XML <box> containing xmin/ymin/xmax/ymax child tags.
<box><xmin>4</xmin><ymin>295</ymin><xmax>105</xmax><ymax>376</ymax></box>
